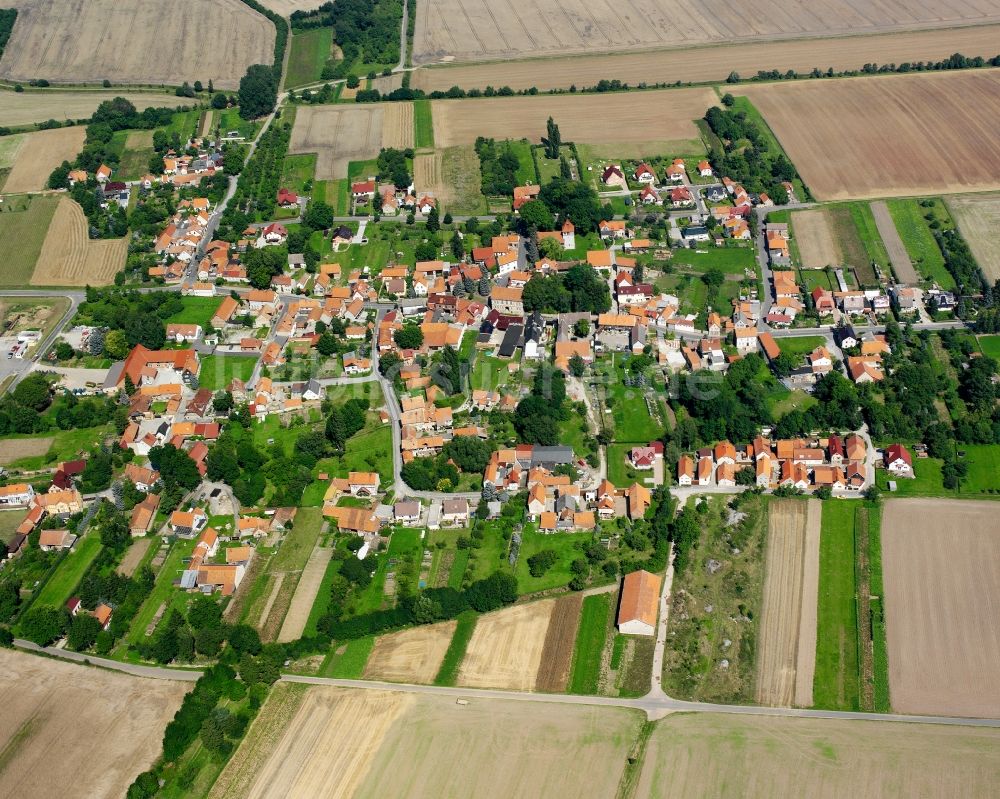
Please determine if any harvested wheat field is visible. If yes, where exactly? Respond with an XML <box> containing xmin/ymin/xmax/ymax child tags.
<box><xmin>363</xmin><ymin>620</ymin><xmax>457</xmax><ymax>683</ymax></box>
<box><xmin>792</xmin><ymin>210</ymin><xmax>840</xmax><ymax>269</ymax></box>
<box><xmin>414</xmin><ymin>151</ymin><xmax>447</xmax><ymax>200</ymax></box>
<box><xmin>356</xmin><ymin>694</ymin><xmax>642</xmax><ymax>799</ymax></box>
<box><xmin>3</xmin><ymin>126</ymin><xmax>85</xmax><ymax>194</ymax></box>
<box><xmin>413</xmin><ymin>0</ymin><xmax>1000</xmax><ymax>65</ymax></box>
<box><xmin>382</xmin><ymin>102</ymin><xmax>415</xmax><ymax>149</ymax></box>
<box><xmin>740</xmin><ymin>70</ymin><xmax>1000</xmax><ymax>200</ymax></box>
<box><xmin>32</xmin><ymin>198</ymin><xmax>126</xmax><ymax>286</ymax></box>
<box><xmin>432</xmin><ymin>88</ymin><xmax>715</xmax><ymax>152</ymax></box>
<box><xmin>534</xmin><ymin>593</ymin><xmax>583</xmax><ymax>692</ymax></box>
<box><xmin>0</xmin><ymin>436</ymin><xmax>52</xmax><ymax>465</ymax></box>
<box><xmin>0</xmin><ymin>90</ymin><xmax>180</xmax><ymax>128</ymax></box>
<box><xmin>413</xmin><ymin>25</ymin><xmax>1000</xmax><ymax>92</ymax></box>
<box><xmin>0</xmin><ymin>648</ymin><xmax>188</xmax><ymax>799</ymax></box>
<box><xmin>239</xmin><ymin>687</ymin><xmax>413</xmax><ymax>799</ymax></box>
<box><xmin>882</xmin><ymin>498</ymin><xmax>1000</xmax><ymax>717</ymax></box>
<box><xmin>290</xmin><ymin>105</ymin><xmax>384</xmax><ymax>179</ymax></box>
<box><xmin>638</xmin><ymin>712</ymin><xmax>1000</xmax><ymax>798</ymax></box>
<box><xmin>277</xmin><ymin>546</ymin><xmax>331</xmax><ymax>643</ymax></box>
<box><xmin>458</xmin><ymin>598</ymin><xmax>555</xmax><ymax>690</ymax></box>
<box><xmin>258</xmin><ymin>0</ymin><xmax>319</xmax><ymax>13</ymax></box>
<box><xmin>0</xmin><ymin>0</ymin><xmax>273</xmax><ymax>89</ymax></box>
<box><xmin>871</xmin><ymin>200</ymin><xmax>920</xmax><ymax>284</ymax></box>
<box><xmin>948</xmin><ymin>194</ymin><xmax>1000</xmax><ymax>282</ymax></box>
<box><xmin>755</xmin><ymin>499</ymin><xmax>820</xmax><ymax>708</ymax></box>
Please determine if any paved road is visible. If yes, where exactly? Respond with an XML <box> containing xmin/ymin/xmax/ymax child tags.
<box><xmin>14</xmin><ymin>640</ymin><xmax>203</xmax><ymax>681</ymax></box>
<box><xmin>0</xmin><ymin>291</ymin><xmax>83</xmax><ymax>390</ymax></box>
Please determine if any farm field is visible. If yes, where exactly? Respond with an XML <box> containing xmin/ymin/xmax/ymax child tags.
<box><xmin>217</xmin><ymin>684</ymin><xmax>642</xmax><ymax>799</ymax></box>
<box><xmin>457</xmin><ymin>598</ymin><xmax>554</xmax><ymax>690</ymax></box>
<box><xmin>276</xmin><ymin>545</ymin><xmax>332</xmax><ymax>643</ymax></box>
<box><xmin>791</xmin><ymin>209</ymin><xmax>839</xmax><ymax>269</ymax></box>
<box><xmin>431</xmin><ymin>89</ymin><xmax>715</xmax><ymax>154</ymax></box>
<box><xmin>411</xmin><ymin>0</ymin><xmax>1000</xmax><ymax>65</ymax></box>
<box><xmin>870</xmin><ymin>200</ymin><xmax>919</xmax><ymax>284</ymax></box>
<box><xmin>886</xmin><ymin>198</ymin><xmax>954</xmax><ymax>288</ymax></box>
<box><xmin>258</xmin><ymin>0</ymin><xmax>317</xmax><ymax>13</ymax></box>
<box><xmin>2</xmin><ymin>126</ymin><xmax>84</xmax><ymax>193</ymax></box>
<box><xmin>382</xmin><ymin>102</ymin><xmax>414</xmax><ymax>149</ymax></box>
<box><xmin>882</xmin><ymin>498</ymin><xmax>1000</xmax><ymax>717</ymax></box>
<box><xmin>363</xmin><ymin>620</ymin><xmax>457</xmax><ymax>683</ymax></box>
<box><xmin>0</xmin><ymin>647</ymin><xmax>187</xmax><ymax>799</ymax></box>
<box><xmin>755</xmin><ymin>499</ymin><xmax>820</xmax><ymax>708</ymax></box>
<box><xmin>948</xmin><ymin>193</ymin><xmax>1000</xmax><ymax>282</ymax></box>
<box><xmin>32</xmin><ymin>197</ymin><xmax>126</xmax><ymax>286</ymax></box>
<box><xmin>0</xmin><ymin>90</ymin><xmax>180</xmax><ymax>128</ymax></box>
<box><xmin>739</xmin><ymin>70</ymin><xmax>1000</xmax><ymax>200</ymax></box>
<box><xmin>636</xmin><ymin>712</ymin><xmax>1000</xmax><ymax>798</ymax></box>
<box><xmin>289</xmin><ymin>105</ymin><xmax>386</xmax><ymax>180</ymax></box>
<box><xmin>0</xmin><ymin>194</ymin><xmax>59</xmax><ymax>286</ymax></box>
<box><xmin>0</xmin><ymin>0</ymin><xmax>273</xmax><ymax>89</ymax></box>
<box><xmin>412</xmin><ymin>24</ymin><xmax>1000</xmax><ymax>91</ymax></box>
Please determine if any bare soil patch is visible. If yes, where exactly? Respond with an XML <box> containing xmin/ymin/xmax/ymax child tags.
<box><xmin>0</xmin><ymin>91</ymin><xmax>179</xmax><ymax>128</ymax></box>
<box><xmin>0</xmin><ymin>0</ymin><xmax>273</xmax><ymax>89</ymax></box>
<box><xmin>290</xmin><ymin>105</ymin><xmax>384</xmax><ymax>180</ymax></box>
<box><xmin>0</xmin><ymin>436</ymin><xmax>51</xmax><ymax>465</ymax></box>
<box><xmin>740</xmin><ymin>70</ymin><xmax>1000</xmax><ymax>200</ymax></box>
<box><xmin>117</xmin><ymin>537</ymin><xmax>152</xmax><ymax>577</ymax></box>
<box><xmin>277</xmin><ymin>546</ymin><xmax>331</xmax><ymax>643</ymax></box>
<box><xmin>373</xmin><ymin>72</ymin><xmax>403</xmax><ymax>94</ymax></box>
<box><xmin>871</xmin><ymin>200</ymin><xmax>919</xmax><ymax>284</ymax></box>
<box><xmin>413</xmin><ymin>25</ymin><xmax>1000</xmax><ymax>92</ymax></box>
<box><xmin>458</xmin><ymin>598</ymin><xmax>555</xmax><ymax>690</ymax></box>
<box><xmin>431</xmin><ymin>88</ymin><xmax>716</xmax><ymax>151</ymax></box>
<box><xmin>382</xmin><ymin>102</ymin><xmax>414</xmax><ymax>149</ymax></box>
<box><xmin>755</xmin><ymin>499</ymin><xmax>820</xmax><ymax>707</ymax></box>
<box><xmin>356</xmin><ymin>694</ymin><xmax>642</xmax><ymax>799</ymax></box>
<box><xmin>412</xmin><ymin>0</ymin><xmax>1000</xmax><ymax>65</ymax></box>
<box><xmin>792</xmin><ymin>210</ymin><xmax>840</xmax><ymax>269</ymax></box>
<box><xmin>364</xmin><ymin>620</ymin><xmax>457</xmax><ymax>683</ymax></box>
<box><xmin>882</xmin><ymin>498</ymin><xmax>1000</xmax><ymax>717</ymax></box>
<box><xmin>638</xmin><ymin>712</ymin><xmax>1000</xmax><ymax>798</ymax></box>
<box><xmin>32</xmin><ymin>198</ymin><xmax>126</xmax><ymax>287</ymax></box>
<box><xmin>3</xmin><ymin>126</ymin><xmax>85</xmax><ymax>194</ymax></box>
<box><xmin>947</xmin><ymin>193</ymin><xmax>1000</xmax><ymax>282</ymax></box>
<box><xmin>0</xmin><ymin>647</ymin><xmax>187</xmax><ymax>799</ymax></box>
<box><xmin>240</xmin><ymin>687</ymin><xmax>412</xmax><ymax>799</ymax></box>
<box><xmin>534</xmin><ymin>593</ymin><xmax>582</xmax><ymax>692</ymax></box>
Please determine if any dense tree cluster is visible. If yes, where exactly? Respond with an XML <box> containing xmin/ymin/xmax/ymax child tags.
<box><xmin>538</xmin><ymin>177</ymin><xmax>610</xmax><ymax>234</ymax></box>
<box><xmin>703</xmin><ymin>105</ymin><xmax>798</xmax><ymax>200</ymax></box>
<box><xmin>217</xmin><ymin>120</ymin><xmax>291</xmax><ymax>239</ymax></box>
<box><xmin>514</xmin><ymin>365</ymin><xmax>569</xmax><ymax>445</ymax></box>
<box><xmin>521</xmin><ymin>264</ymin><xmax>611</xmax><ymax>314</ymax></box>
<box><xmin>474</xmin><ymin>137</ymin><xmax>521</xmax><ymax>196</ymax></box>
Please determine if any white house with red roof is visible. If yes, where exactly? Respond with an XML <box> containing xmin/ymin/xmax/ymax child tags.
<box><xmin>884</xmin><ymin>443</ymin><xmax>913</xmax><ymax>477</ymax></box>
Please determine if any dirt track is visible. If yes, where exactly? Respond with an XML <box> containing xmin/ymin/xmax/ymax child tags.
<box><xmin>117</xmin><ymin>537</ymin><xmax>152</xmax><ymax>577</ymax></box>
<box><xmin>3</xmin><ymin>127</ymin><xmax>85</xmax><ymax>194</ymax></box>
<box><xmin>458</xmin><ymin>599</ymin><xmax>554</xmax><ymax>690</ymax></box>
<box><xmin>741</xmin><ymin>70</ymin><xmax>1000</xmax><ymax>200</ymax></box>
<box><xmin>871</xmin><ymin>201</ymin><xmax>919</xmax><ymax>284</ymax></box>
<box><xmin>0</xmin><ymin>0</ymin><xmax>273</xmax><ymax>89</ymax></box>
<box><xmin>755</xmin><ymin>499</ymin><xmax>820</xmax><ymax>707</ymax></box>
<box><xmin>882</xmin><ymin>499</ymin><xmax>1000</xmax><ymax>717</ymax></box>
<box><xmin>792</xmin><ymin>210</ymin><xmax>840</xmax><ymax>269</ymax></box>
<box><xmin>0</xmin><ymin>647</ymin><xmax>187</xmax><ymax>799</ymax></box>
<box><xmin>363</xmin><ymin>621</ymin><xmax>457</xmax><ymax>683</ymax></box>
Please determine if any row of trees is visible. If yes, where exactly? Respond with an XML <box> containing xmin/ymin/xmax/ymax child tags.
<box><xmin>704</xmin><ymin>104</ymin><xmax>798</xmax><ymax>200</ymax></box>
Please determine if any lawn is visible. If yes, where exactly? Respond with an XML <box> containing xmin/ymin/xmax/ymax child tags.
<box><xmin>604</xmin><ymin>364</ymin><xmax>663</xmax><ymax>443</ymax></box>
<box><xmin>302</xmin><ymin>555</ymin><xmax>340</xmax><ymax>637</ymax></box>
<box><xmin>111</xmin><ymin>130</ymin><xmax>155</xmax><ymax>181</ymax></box>
<box><xmin>2</xmin><ymin>425</ymin><xmax>111</xmax><ymax>471</ymax></box>
<box><xmin>670</xmin><ymin>245</ymin><xmax>754</xmax><ymax>275</ymax></box>
<box><xmin>286</xmin><ymin>27</ymin><xmax>334</xmax><ymax>88</ymax></box>
<box><xmin>849</xmin><ymin>203</ymin><xmax>890</xmax><ymax>272</ymax></box>
<box><xmin>280</xmin><ymin>153</ymin><xmax>317</xmax><ymax>194</ymax></box>
<box><xmin>955</xmin><ymin>444</ymin><xmax>1000</xmax><ymax>494</ymax></box>
<box><xmin>0</xmin><ymin>194</ymin><xmax>58</xmax><ymax>287</ymax></box>
<box><xmin>778</xmin><ymin>335</ymin><xmax>827</xmax><ymax>359</ymax></box>
<box><xmin>506</xmin><ymin>140</ymin><xmax>537</xmax><ymax>186</ymax></box>
<box><xmin>979</xmin><ymin>335</ymin><xmax>1000</xmax><ymax>360</ymax></box>
<box><xmin>559</xmin><ymin>414</ymin><xmax>591</xmax><ymax>459</ymax></box>
<box><xmin>271</xmin><ymin>507</ymin><xmax>323</xmax><ymax>573</ymax></box>
<box><xmin>876</xmin><ymin>456</ymin><xmax>949</xmax><ymax>497</ymax></box>
<box><xmin>165</xmin><ymin>296</ymin><xmax>219</xmax><ymax>330</ymax></box>
<box><xmin>127</xmin><ymin>538</ymin><xmax>196</xmax><ymax>645</ymax></box>
<box><xmin>198</xmin><ymin>354</ymin><xmax>258</xmax><ymax>391</ymax></box>
<box><xmin>887</xmin><ymin>199</ymin><xmax>954</xmax><ymax>289</ymax></box>
<box><xmin>607</xmin><ymin>443</ymin><xmax>642</xmax><ymax>487</ymax></box>
<box><xmin>514</xmin><ymin>525</ymin><xmax>591</xmax><ymax>594</ymax></box>
<box><xmin>414</xmin><ymin>98</ymin><xmax>434</xmax><ymax>149</ymax></box>
<box><xmin>814</xmin><ymin>500</ymin><xmax>860</xmax><ymax>711</ymax></box>
<box><xmin>30</xmin><ymin>534</ymin><xmax>102</xmax><ymax>610</ymax></box>
<box><xmin>319</xmin><ymin>635</ymin><xmax>374</xmax><ymax>677</ymax></box>
<box><xmin>433</xmin><ymin>609</ymin><xmax>476</xmax><ymax>685</ymax></box>
<box><xmin>0</xmin><ymin>510</ymin><xmax>23</xmax><ymax>544</ymax></box>
<box><xmin>469</xmin><ymin>354</ymin><xmax>512</xmax><ymax>392</ymax></box>
<box><xmin>568</xmin><ymin>592</ymin><xmax>611</xmax><ymax>694</ymax></box>
<box><xmin>217</xmin><ymin>108</ymin><xmax>261</xmax><ymax>141</ymax></box>
<box><xmin>768</xmin><ymin>388</ymin><xmax>816</xmax><ymax>418</ymax></box>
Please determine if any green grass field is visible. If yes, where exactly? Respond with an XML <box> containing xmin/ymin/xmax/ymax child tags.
<box><xmin>198</xmin><ymin>354</ymin><xmax>258</xmax><ymax>391</ymax></box>
<box><xmin>165</xmin><ymin>296</ymin><xmax>219</xmax><ymax>331</ymax></box>
<box><xmin>469</xmin><ymin>354</ymin><xmax>512</xmax><ymax>392</ymax></box>
<box><xmin>0</xmin><ymin>510</ymin><xmax>23</xmax><ymax>544</ymax></box>
<box><xmin>2</xmin><ymin>425</ymin><xmax>111</xmax><ymax>471</ymax></box>
<box><xmin>814</xmin><ymin>501</ymin><xmax>860</xmax><ymax>711</ymax></box>
<box><xmin>670</xmin><ymin>245</ymin><xmax>755</xmax><ymax>275</ymax></box>
<box><xmin>606</xmin><ymin>376</ymin><xmax>662</xmax><ymax>443</ymax></box>
<box><xmin>30</xmin><ymin>534</ymin><xmax>102</xmax><ymax>610</ymax></box>
<box><xmin>568</xmin><ymin>593</ymin><xmax>611</xmax><ymax>694</ymax></box>
<box><xmin>850</xmin><ymin>203</ymin><xmax>890</xmax><ymax>272</ymax></box>
<box><xmin>414</xmin><ymin>99</ymin><xmax>434</xmax><ymax>149</ymax></box>
<box><xmin>128</xmin><ymin>538</ymin><xmax>196</xmax><ymax>645</ymax></box>
<box><xmin>320</xmin><ymin>635</ymin><xmax>374</xmax><ymax>677</ymax></box>
<box><xmin>515</xmin><ymin>525</ymin><xmax>591</xmax><ymax>593</ymax></box>
<box><xmin>978</xmin><ymin>335</ymin><xmax>1000</xmax><ymax>360</ymax></box>
<box><xmin>778</xmin><ymin>335</ymin><xmax>827</xmax><ymax>359</ymax></box>
<box><xmin>507</xmin><ymin>140</ymin><xmax>537</xmax><ymax>186</ymax></box>
<box><xmin>280</xmin><ymin>153</ymin><xmax>317</xmax><ymax>194</ymax></box>
<box><xmin>607</xmin><ymin>443</ymin><xmax>642</xmax><ymax>488</ymax></box>
<box><xmin>286</xmin><ymin>27</ymin><xmax>334</xmax><ymax>88</ymax></box>
<box><xmin>0</xmin><ymin>194</ymin><xmax>58</xmax><ymax>287</ymax></box>
<box><xmin>217</xmin><ymin>108</ymin><xmax>261</xmax><ymax>141</ymax></box>
<box><xmin>434</xmin><ymin>610</ymin><xmax>476</xmax><ymax>685</ymax></box>
<box><xmin>887</xmin><ymin>199</ymin><xmax>954</xmax><ymax>289</ymax></box>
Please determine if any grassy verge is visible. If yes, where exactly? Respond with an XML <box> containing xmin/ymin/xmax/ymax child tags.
<box><xmin>866</xmin><ymin>504</ymin><xmax>890</xmax><ymax>712</ymax></box>
<box><xmin>568</xmin><ymin>593</ymin><xmax>610</xmax><ymax>694</ymax></box>
<box><xmin>433</xmin><ymin>610</ymin><xmax>477</xmax><ymax>686</ymax></box>
<box><xmin>813</xmin><ymin>501</ymin><xmax>860</xmax><ymax>711</ymax></box>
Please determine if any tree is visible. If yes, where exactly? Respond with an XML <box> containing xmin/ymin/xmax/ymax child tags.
<box><xmin>568</xmin><ymin>353</ymin><xmax>586</xmax><ymax>377</ymax></box>
<box><xmin>442</xmin><ymin>437</ymin><xmax>492</xmax><ymax>473</ymax></box>
<box><xmin>426</xmin><ymin>205</ymin><xmax>440</xmax><ymax>233</ymax></box>
<box><xmin>19</xmin><ymin>606</ymin><xmax>68</xmax><ymax>646</ymax></box>
<box><xmin>227</xmin><ymin>624</ymin><xmax>262</xmax><ymax>655</ymax></box>
<box><xmin>238</xmin><ymin>64</ymin><xmax>277</xmax><ymax>119</ymax></box>
<box><xmin>450</xmin><ymin>230</ymin><xmax>464</xmax><ymax>260</ymax></box>
<box><xmin>212</xmin><ymin>391</ymin><xmax>234</xmax><ymax>414</ymax></box>
<box><xmin>527</xmin><ymin>549</ymin><xmax>558</xmax><ymax>577</ymax></box>
<box><xmin>394</xmin><ymin>324</ymin><xmax>423</xmax><ymax>350</ymax></box>
<box><xmin>573</xmin><ymin>318</ymin><xmax>590</xmax><ymax>337</ymax></box>
<box><xmin>316</xmin><ymin>331</ymin><xmax>337</xmax><ymax>356</ymax></box>
<box><xmin>541</xmin><ymin>116</ymin><xmax>562</xmax><ymax>159</ymax></box>
<box><xmin>518</xmin><ymin>199</ymin><xmax>553</xmax><ymax>232</ymax></box>
<box><xmin>211</xmin><ymin>92</ymin><xmax>228</xmax><ymax>109</ymax></box>
<box><xmin>12</xmin><ymin>373</ymin><xmax>52</xmax><ymax>411</ymax></box>
<box><xmin>103</xmin><ymin>329</ymin><xmax>129</xmax><ymax>360</ymax></box>
<box><xmin>303</xmin><ymin>201</ymin><xmax>334</xmax><ymax>231</ymax></box>
<box><xmin>67</xmin><ymin>613</ymin><xmax>102</xmax><ymax>651</ymax></box>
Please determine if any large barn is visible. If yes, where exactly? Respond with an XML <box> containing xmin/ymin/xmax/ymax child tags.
<box><xmin>617</xmin><ymin>570</ymin><xmax>661</xmax><ymax>636</ymax></box>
